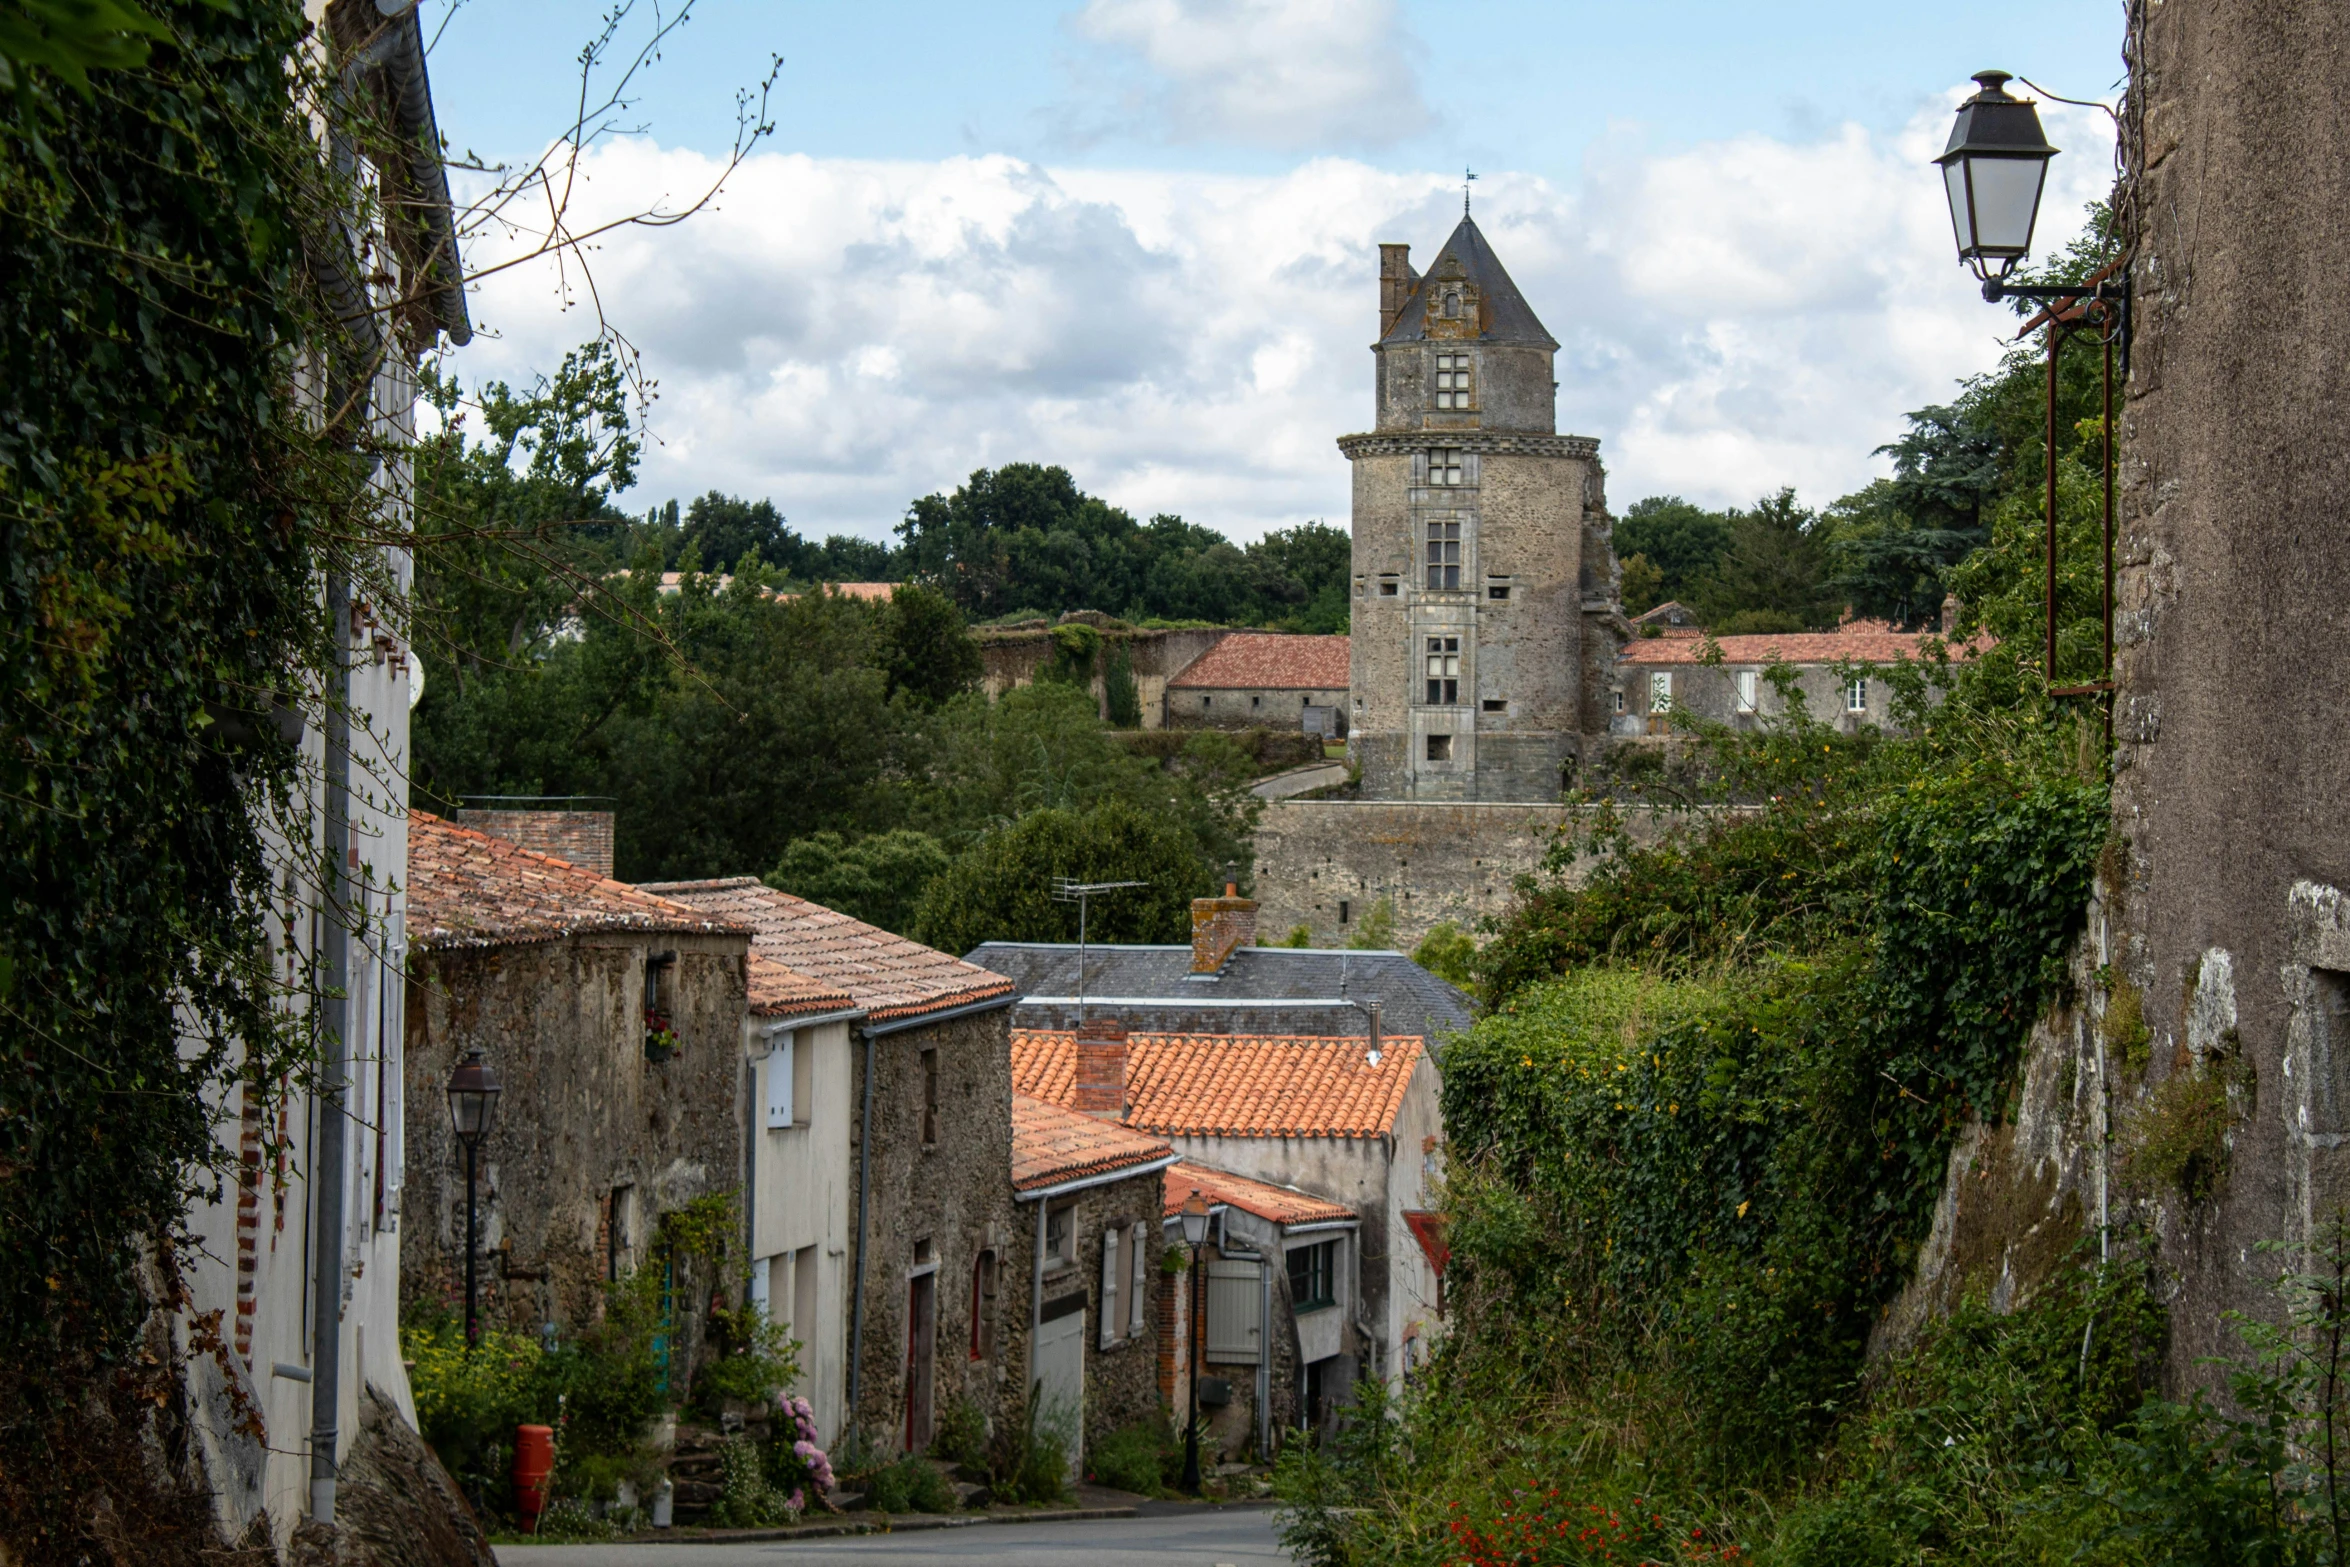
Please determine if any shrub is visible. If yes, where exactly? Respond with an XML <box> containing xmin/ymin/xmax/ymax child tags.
<box><xmin>930</xmin><ymin>1394</ymin><xmax>989</xmax><ymax>1470</ymax></box>
<box><xmin>864</xmin><ymin>1454</ymin><xmax>959</xmax><ymax>1514</ymax></box>
<box><xmin>402</xmin><ymin>1319</ymin><xmax>544</xmax><ymax>1492</ymax></box>
<box><xmin>989</xmin><ymin>1389</ymin><xmax>1074</xmax><ymax>1505</ymax></box>
<box><xmin>2120</xmin><ymin>1065</ymin><xmax>2235</xmax><ymax>1202</ymax></box>
<box><xmin>1345</xmin><ymin>897</ymin><xmax>1396</xmax><ymax>951</ymax></box>
<box><xmin>710</xmin><ymin>1435</ymin><xmax>795</xmax><ymax>1527</ymax></box>
<box><xmin>1411</xmin><ymin>921</ymin><xmax>1475</xmax><ymax>987</ymax></box>
<box><xmin>1087</xmin><ymin>1420</ymin><xmax>1174</xmax><ymax>1497</ymax></box>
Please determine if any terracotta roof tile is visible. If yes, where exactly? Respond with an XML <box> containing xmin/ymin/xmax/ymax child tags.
<box><xmin>745</xmin><ymin>950</ymin><xmax>854</xmax><ymax>1019</ymax></box>
<box><xmin>408</xmin><ymin>813</ymin><xmax>750</xmax><ymax>951</ymax></box>
<box><xmin>1167</xmin><ymin>633</ymin><xmax>1350</xmax><ymax>691</ymax></box>
<box><xmin>1618</xmin><ymin>620</ymin><xmax>1993</xmax><ymax>667</ymax></box>
<box><xmin>1163</xmin><ymin>1161</ymin><xmax>1352</xmax><ymax>1226</ymax></box>
<box><xmin>1012</xmin><ymin>1094</ymin><xmax>1173</xmax><ymax>1192</ymax></box>
<box><xmin>642</xmin><ymin>877</ymin><xmax>1014</xmax><ymax>1023</ymax></box>
<box><xmin>1011</xmin><ymin>1030</ymin><xmax>1422</xmax><ymax>1139</ymax></box>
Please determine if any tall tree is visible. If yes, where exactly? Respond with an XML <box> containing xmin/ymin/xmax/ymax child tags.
<box><xmin>1696</xmin><ymin>488</ymin><xmax>1840</xmax><ymax>632</ymax></box>
<box><xmin>1616</xmin><ymin>496</ymin><xmax>1732</xmax><ymax>607</ymax></box>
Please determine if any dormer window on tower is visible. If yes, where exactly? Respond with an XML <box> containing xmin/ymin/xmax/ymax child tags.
<box><xmin>1425</xmin><ymin>519</ymin><xmax>1461</xmax><ymax>589</ymax></box>
<box><xmin>1435</xmin><ymin>353</ymin><xmax>1472</xmax><ymax>409</ymax></box>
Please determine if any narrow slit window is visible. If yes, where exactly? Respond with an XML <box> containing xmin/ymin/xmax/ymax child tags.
<box><xmin>920</xmin><ymin>1047</ymin><xmax>939</xmax><ymax>1146</ymax></box>
<box><xmin>1481</xmin><ymin>698</ymin><xmax>1505</xmax><ymax>713</ymax></box>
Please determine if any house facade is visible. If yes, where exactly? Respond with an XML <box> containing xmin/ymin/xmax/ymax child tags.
<box><xmin>400</xmin><ymin>815</ymin><xmax>753</xmax><ymax>1374</ymax></box>
<box><xmin>1009</xmin><ymin>1088</ymin><xmax>1177</xmax><ymax>1461</ymax></box>
<box><xmin>1012</xmin><ymin>1018</ymin><xmax>1443</xmax><ymax>1446</ymax></box>
<box><xmin>640</xmin><ymin>878</ymin><xmax>1022</xmax><ymax>1453</ymax></box>
<box><xmin>1613</xmin><ymin>617</ymin><xmax>1974</xmax><ymax>738</ymax></box>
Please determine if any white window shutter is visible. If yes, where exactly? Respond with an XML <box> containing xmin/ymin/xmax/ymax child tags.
<box><xmin>1128</xmin><ymin>1223</ymin><xmax>1149</xmax><ymax>1337</ymax></box>
<box><xmin>766</xmin><ymin>1033</ymin><xmax>793</xmax><ymax>1128</ymax></box>
<box><xmin>1100</xmin><ymin>1229</ymin><xmax>1121</xmax><ymax>1349</ymax></box>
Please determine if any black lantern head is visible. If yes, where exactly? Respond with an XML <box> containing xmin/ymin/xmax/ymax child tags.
<box><xmin>445</xmin><ymin>1047</ymin><xmax>503</xmax><ymax>1149</ymax></box>
<box><xmin>1936</xmin><ymin>70</ymin><xmax>2059</xmax><ymax>282</ymax></box>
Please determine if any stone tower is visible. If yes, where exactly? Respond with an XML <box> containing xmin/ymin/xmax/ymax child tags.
<box><xmin>1340</xmin><ymin>215</ymin><xmax>1618</xmax><ymax>801</ymax></box>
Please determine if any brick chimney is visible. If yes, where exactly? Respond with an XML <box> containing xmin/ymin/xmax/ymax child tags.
<box><xmin>1190</xmin><ymin>883</ymin><xmax>1257</xmax><ymax>974</ymax></box>
<box><xmin>1073</xmin><ymin>1016</ymin><xmax>1129</xmax><ymax>1120</ymax></box>
<box><xmin>1379</xmin><ymin>243</ymin><xmax>1415</xmax><ymax>335</ymax></box>
<box><xmin>455</xmin><ymin>807</ymin><xmax>616</xmax><ymax>879</ymax></box>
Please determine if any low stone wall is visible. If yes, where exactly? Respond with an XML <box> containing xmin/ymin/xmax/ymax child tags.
<box><xmin>1250</xmin><ymin>800</ymin><xmax>1691</xmax><ymax>950</ymax></box>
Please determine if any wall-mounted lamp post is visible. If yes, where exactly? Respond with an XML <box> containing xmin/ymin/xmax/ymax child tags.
<box><xmin>1937</xmin><ymin>70</ymin><xmax>2125</xmax><ymax>706</ymax></box>
<box><xmin>445</xmin><ymin>1048</ymin><xmax>503</xmax><ymax>1349</ymax></box>
<box><xmin>1178</xmin><ymin>1189</ymin><xmax>1211</xmax><ymax>1495</ymax></box>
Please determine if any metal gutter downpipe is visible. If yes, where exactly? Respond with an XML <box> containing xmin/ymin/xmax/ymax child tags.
<box><xmin>1258</xmin><ymin>1236</ymin><xmax>1273</xmax><ymax>1461</ymax></box>
<box><xmin>307</xmin><ymin>571</ymin><xmax>357</xmax><ymax>1525</ymax></box>
<box><xmin>1030</xmin><ymin>1198</ymin><xmax>1048</xmax><ymax>1393</ymax></box>
<box><xmin>847</xmin><ymin>1027</ymin><xmax>875</xmax><ymax>1428</ymax></box>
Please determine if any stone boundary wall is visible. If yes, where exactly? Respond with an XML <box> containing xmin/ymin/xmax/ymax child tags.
<box><xmin>974</xmin><ymin>625</ymin><xmax>1230</xmax><ymax>729</ymax></box>
<box><xmin>1250</xmin><ymin>800</ymin><xmax>1694</xmax><ymax>950</ymax></box>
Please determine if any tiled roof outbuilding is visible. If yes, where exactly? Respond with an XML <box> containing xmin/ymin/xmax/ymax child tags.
<box><xmin>643</xmin><ymin>877</ymin><xmax>1013</xmax><ymax>1024</ymax></box>
<box><xmin>1617</xmin><ymin>619</ymin><xmax>1990</xmax><ymax>667</ymax></box>
<box><xmin>1167</xmin><ymin>633</ymin><xmax>1350</xmax><ymax>691</ymax></box>
<box><xmin>407</xmin><ymin>812</ymin><xmax>750</xmax><ymax>952</ymax></box>
<box><xmin>1163</xmin><ymin>1162</ymin><xmax>1353</xmax><ymax>1227</ymax></box>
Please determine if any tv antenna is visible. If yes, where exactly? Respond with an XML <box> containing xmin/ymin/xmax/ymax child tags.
<box><xmin>1052</xmin><ymin>877</ymin><xmax>1148</xmax><ymax>1023</ymax></box>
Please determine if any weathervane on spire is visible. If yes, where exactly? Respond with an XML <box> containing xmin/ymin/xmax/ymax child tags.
<box><xmin>1464</xmin><ymin>166</ymin><xmax>1476</xmax><ymax>216</ymax></box>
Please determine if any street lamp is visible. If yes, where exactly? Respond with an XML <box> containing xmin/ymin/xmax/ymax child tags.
<box><xmin>1933</xmin><ymin>68</ymin><xmax>2126</xmax><ymax>705</ymax></box>
<box><xmin>1936</xmin><ymin>71</ymin><xmax>2059</xmax><ymax>292</ymax></box>
<box><xmin>445</xmin><ymin>1048</ymin><xmax>503</xmax><ymax>1348</ymax></box>
<box><xmin>1178</xmin><ymin>1190</ymin><xmax>1211</xmax><ymax>1495</ymax></box>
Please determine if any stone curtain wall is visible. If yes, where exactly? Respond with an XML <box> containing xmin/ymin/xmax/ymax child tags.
<box><xmin>452</xmin><ymin>810</ymin><xmax>616</xmax><ymax>879</ymax></box>
<box><xmin>400</xmin><ymin>933</ymin><xmax>747</xmax><ymax>1337</ymax></box>
<box><xmin>844</xmin><ymin>1007</ymin><xmax>1019</xmax><ymax>1449</ymax></box>
<box><xmin>2102</xmin><ymin>0</ymin><xmax>2350</xmax><ymax>1391</ymax></box>
<box><xmin>1252</xmin><ymin>801</ymin><xmax>1688</xmax><ymax>950</ymax></box>
<box><xmin>1164</xmin><ymin>685</ymin><xmax>1349</xmax><ymax>732</ymax></box>
<box><xmin>974</xmin><ymin>626</ymin><xmax>1231</xmax><ymax>728</ymax></box>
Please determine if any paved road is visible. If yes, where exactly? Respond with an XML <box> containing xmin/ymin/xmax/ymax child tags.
<box><xmin>493</xmin><ymin>1506</ymin><xmax>1292</xmax><ymax>1567</ymax></box>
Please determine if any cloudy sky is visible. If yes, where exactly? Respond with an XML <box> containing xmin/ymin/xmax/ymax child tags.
<box><xmin>425</xmin><ymin>0</ymin><xmax>2121</xmax><ymax>542</ymax></box>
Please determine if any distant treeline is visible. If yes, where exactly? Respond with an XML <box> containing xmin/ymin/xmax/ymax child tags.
<box><xmin>631</xmin><ymin>463</ymin><xmax>1348</xmax><ymax>633</ymax></box>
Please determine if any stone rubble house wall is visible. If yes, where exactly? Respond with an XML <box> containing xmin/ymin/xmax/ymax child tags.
<box><xmin>453</xmin><ymin>809</ymin><xmax>615</xmax><ymax>880</ymax></box>
<box><xmin>1000</xmin><ymin>1171</ymin><xmax>1169</xmax><ymax>1461</ymax></box>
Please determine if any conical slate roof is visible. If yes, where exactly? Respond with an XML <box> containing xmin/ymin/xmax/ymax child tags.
<box><xmin>1379</xmin><ymin>214</ymin><xmax>1556</xmax><ymax>349</ymax></box>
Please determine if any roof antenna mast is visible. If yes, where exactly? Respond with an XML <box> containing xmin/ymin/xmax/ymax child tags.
<box><xmin>1464</xmin><ymin>166</ymin><xmax>1476</xmax><ymax>216</ymax></box>
<box><xmin>1051</xmin><ymin>877</ymin><xmax>1147</xmax><ymax>1024</ymax></box>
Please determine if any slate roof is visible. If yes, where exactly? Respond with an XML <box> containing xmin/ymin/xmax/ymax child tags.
<box><xmin>1012</xmin><ymin>1029</ymin><xmax>1424</xmax><ymax>1140</ymax></box>
<box><xmin>1617</xmin><ymin>619</ymin><xmax>1990</xmax><ymax>667</ymax></box>
<box><xmin>1012</xmin><ymin>1094</ymin><xmax>1174</xmax><ymax>1193</ymax></box>
<box><xmin>1379</xmin><ymin>215</ymin><xmax>1557</xmax><ymax>349</ymax></box>
<box><xmin>642</xmin><ymin>876</ymin><xmax>1014</xmax><ymax>1024</ymax></box>
<box><xmin>966</xmin><ymin>942</ymin><xmax>1475</xmax><ymax>1044</ymax></box>
<box><xmin>1167</xmin><ymin>633</ymin><xmax>1350</xmax><ymax>691</ymax></box>
<box><xmin>407</xmin><ymin>812</ymin><xmax>750</xmax><ymax>952</ymax></box>
<box><xmin>1163</xmin><ymin>1161</ymin><xmax>1353</xmax><ymax>1227</ymax></box>
<box><xmin>745</xmin><ymin>950</ymin><xmax>854</xmax><ymax>1020</ymax></box>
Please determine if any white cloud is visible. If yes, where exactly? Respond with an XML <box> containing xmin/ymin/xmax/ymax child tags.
<box><xmin>1067</xmin><ymin>0</ymin><xmax>1430</xmax><ymax>149</ymax></box>
<box><xmin>450</xmin><ymin>93</ymin><xmax>2113</xmax><ymax>544</ymax></box>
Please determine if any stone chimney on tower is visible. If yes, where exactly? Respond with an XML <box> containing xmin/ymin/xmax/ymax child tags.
<box><xmin>1190</xmin><ymin>884</ymin><xmax>1257</xmax><ymax>974</ymax></box>
<box><xmin>1379</xmin><ymin>243</ymin><xmax>1416</xmax><ymax>335</ymax></box>
<box><xmin>1073</xmin><ymin>1016</ymin><xmax>1128</xmax><ymax>1120</ymax></box>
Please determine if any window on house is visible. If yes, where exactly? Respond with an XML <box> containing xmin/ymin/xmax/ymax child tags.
<box><xmin>1481</xmin><ymin>698</ymin><xmax>1505</xmax><ymax>713</ymax></box>
<box><xmin>1044</xmin><ymin>1203</ymin><xmax>1075</xmax><ymax>1270</ymax></box>
<box><xmin>1434</xmin><ymin>352</ymin><xmax>1472</xmax><ymax>409</ymax></box>
<box><xmin>1287</xmin><ymin>1239</ymin><xmax>1337</xmax><ymax>1312</ymax></box>
<box><xmin>1251</xmin><ymin>695</ymin><xmax>1260</xmax><ymax>708</ymax></box>
<box><xmin>1428</xmin><ymin>448</ymin><xmax>1463</xmax><ymax>487</ymax></box>
<box><xmin>1425</xmin><ymin>519</ymin><xmax>1461</xmax><ymax>587</ymax></box>
<box><xmin>765</xmin><ymin>1032</ymin><xmax>795</xmax><ymax>1128</ymax></box>
<box><xmin>1424</xmin><ymin>637</ymin><xmax>1460</xmax><ymax>704</ymax></box>
<box><xmin>1426</xmin><ymin>733</ymin><xmax>1453</xmax><ymax>762</ymax></box>
<box><xmin>1649</xmin><ymin>672</ymin><xmax>1672</xmax><ymax>714</ymax></box>
<box><xmin>920</xmin><ymin>1048</ymin><xmax>938</xmax><ymax>1146</ymax></box>
<box><xmin>970</xmin><ymin>1250</ymin><xmax>997</xmax><ymax>1361</ymax></box>
<box><xmin>1200</xmin><ymin>695</ymin><xmax>1211</xmax><ymax>709</ymax></box>
<box><xmin>1846</xmin><ymin>677</ymin><xmax>1869</xmax><ymax>713</ymax></box>
<box><xmin>1612</xmin><ymin>689</ymin><xmax>1626</xmax><ymax>714</ymax></box>
<box><xmin>1736</xmin><ymin>670</ymin><xmax>1759</xmax><ymax>713</ymax></box>
<box><xmin>1099</xmin><ymin>1228</ymin><xmax>1122</xmax><ymax>1350</ymax></box>
<box><xmin>1487</xmin><ymin>583</ymin><xmax>1510</xmax><ymax>600</ymax></box>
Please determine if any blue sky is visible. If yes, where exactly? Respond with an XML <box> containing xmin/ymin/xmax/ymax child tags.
<box><xmin>426</xmin><ymin>0</ymin><xmax>2122</xmax><ymax>540</ymax></box>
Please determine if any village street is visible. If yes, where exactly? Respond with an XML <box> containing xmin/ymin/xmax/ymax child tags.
<box><xmin>491</xmin><ymin>1505</ymin><xmax>1290</xmax><ymax>1566</ymax></box>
